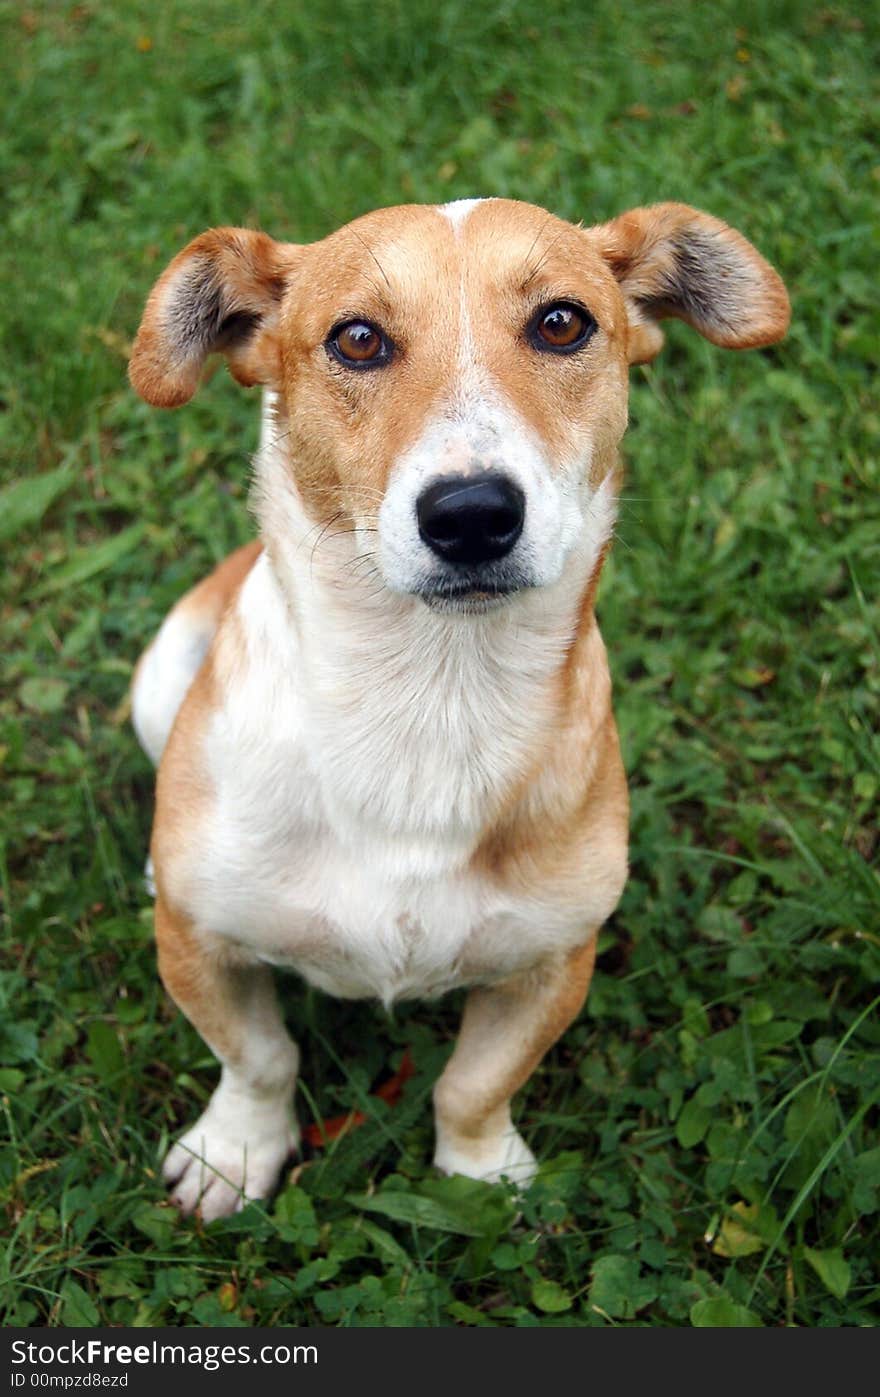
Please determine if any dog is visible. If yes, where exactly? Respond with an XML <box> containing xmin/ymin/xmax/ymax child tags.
<box><xmin>128</xmin><ymin>197</ymin><xmax>789</xmax><ymax>1220</ymax></box>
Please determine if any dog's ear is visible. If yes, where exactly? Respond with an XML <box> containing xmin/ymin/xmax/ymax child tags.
<box><xmin>129</xmin><ymin>228</ymin><xmax>300</xmax><ymax>407</ymax></box>
<box><xmin>586</xmin><ymin>203</ymin><xmax>790</xmax><ymax>365</ymax></box>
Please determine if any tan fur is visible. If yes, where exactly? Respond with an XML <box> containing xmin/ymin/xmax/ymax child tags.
<box><xmin>155</xmin><ymin>895</ymin><xmax>244</xmax><ymax>1065</ymax></box>
<box><xmin>130</xmin><ymin>230</ymin><xmax>297</xmax><ymax>407</ymax></box>
<box><xmin>433</xmin><ymin>940</ymin><xmax>598</xmax><ymax>1162</ymax></box>
<box><xmin>176</xmin><ymin>539</ymin><xmax>263</xmax><ymax>618</ymax></box>
<box><xmin>588</xmin><ymin>202</ymin><xmax>790</xmax><ymax>360</ymax></box>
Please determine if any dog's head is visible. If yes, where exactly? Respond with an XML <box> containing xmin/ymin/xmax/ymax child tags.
<box><xmin>130</xmin><ymin>199</ymin><xmax>789</xmax><ymax>613</ymax></box>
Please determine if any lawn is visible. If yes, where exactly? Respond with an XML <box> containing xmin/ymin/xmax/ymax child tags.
<box><xmin>1</xmin><ymin>0</ymin><xmax>878</xmax><ymax>1328</ymax></box>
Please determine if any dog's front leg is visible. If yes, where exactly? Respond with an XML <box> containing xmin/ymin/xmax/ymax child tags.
<box><xmin>433</xmin><ymin>938</ymin><xmax>597</xmax><ymax>1187</ymax></box>
<box><xmin>155</xmin><ymin>897</ymin><xmax>300</xmax><ymax>1220</ymax></box>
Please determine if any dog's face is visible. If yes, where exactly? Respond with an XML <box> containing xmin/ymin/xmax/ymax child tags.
<box><xmin>276</xmin><ymin>199</ymin><xmax>633</xmax><ymax>611</ymax></box>
<box><xmin>130</xmin><ymin>198</ymin><xmax>789</xmax><ymax>612</ymax></box>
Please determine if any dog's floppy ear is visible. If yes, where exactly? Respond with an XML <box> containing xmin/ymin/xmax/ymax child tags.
<box><xmin>587</xmin><ymin>203</ymin><xmax>790</xmax><ymax>365</ymax></box>
<box><xmin>129</xmin><ymin>228</ymin><xmax>299</xmax><ymax>407</ymax></box>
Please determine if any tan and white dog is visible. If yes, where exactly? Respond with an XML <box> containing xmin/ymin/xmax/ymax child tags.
<box><xmin>128</xmin><ymin>197</ymin><xmax>789</xmax><ymax>1221</ymax></box>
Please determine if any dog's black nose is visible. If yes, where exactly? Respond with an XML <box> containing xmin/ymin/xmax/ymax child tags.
<box><xmin>417</xmin><ymin>472</ymin><xmax>525</xmax><ymax>566</ymax></box>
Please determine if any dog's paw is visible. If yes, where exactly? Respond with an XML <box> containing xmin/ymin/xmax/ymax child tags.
<box><xmin>163</xmin><ymin>1093</ymin><xmax>299</xmax><ymax>1222</ymax></box>
<box><xmin>433</xmin><ymin>1125</ymin><xmax>537</xmax><ymax>1189</ymax></box>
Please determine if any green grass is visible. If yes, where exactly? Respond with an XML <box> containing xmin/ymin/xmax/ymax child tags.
<box><xmin>2</xmin><ymin>0</ymin><xmax>879</xmax><ymax>1328</ymax></box>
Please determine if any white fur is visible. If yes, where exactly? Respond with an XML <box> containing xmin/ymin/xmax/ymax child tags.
<box><xmin>131</xmin><ymin>609</ymin><xmax>214</xmax><ymax>765</ymax></box>
<box><xmin>163</xmin><ymin>1064</ymin><xmax>299</xmax><ymax>1221</ymax></box>
<box><xmin>377</xmin><ymin>395</ymin><xmax>602</xmax><ymax>600</ymax></box>
<box><xmin>258</xmin><ymin>387</ymin><xmax>280</xmax><ymax>454</ymax></box>
<box><xmin>439</xmin><ymin>197</ymin><xmax>487</xmax><ymax>232</ymax></box>
<box><xmin>434</xmin><ymin>1111</ymin><xmax>537</xmax><ymax>1186</ymax></box>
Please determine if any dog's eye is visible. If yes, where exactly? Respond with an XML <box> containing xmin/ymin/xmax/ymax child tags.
<box><xmin>531</xmin><ymin>302</ymin><xmax>596</xmax><ymax>354</ymax></box>
<box><xmin>328</xmin><ymin>320</ymin><xmax>391</xmax><ymax>368</ymax></box>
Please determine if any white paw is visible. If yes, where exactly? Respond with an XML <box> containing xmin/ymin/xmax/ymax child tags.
<box><xmin>434</xmin><ymin>1125</ymin><xmax>537</xmax><ymax>1189</ymax></box>
<box><xmin>163</xmin><ymin>1090</ymin><xmax>299</xmax><ymax>1221</ymax></box>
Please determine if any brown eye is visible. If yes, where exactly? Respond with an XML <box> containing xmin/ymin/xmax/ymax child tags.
<box><xmin>531</xmin><ymin>302</ymin><xmax>596</xmax><ymax>354</ymax></box>
<box><xmin>329</xmin><ymin>320</ymin><xmax>391</xmax><ymax>368</ymax></box>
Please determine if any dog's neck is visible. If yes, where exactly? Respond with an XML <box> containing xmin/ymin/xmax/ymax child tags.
<box><xmin>247</xmin><ymin>407</ymin><xmax>616</xmax><ymax>862</ymax></box>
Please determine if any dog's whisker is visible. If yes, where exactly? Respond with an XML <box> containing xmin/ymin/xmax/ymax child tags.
<box><xmin>520</xmin><ymin>222</ymin><xmax>569</xmax><ymax>291</ymax></box>
<box><xmin>347</xmin><ymin>226</ymin><xmax>393</xmax><ymax>294</ymax></box>
<box><xmin>263</xmin><ymin>427</ymin><xmax>293</xmax><ymax>451</ymax></box>
<box><xmin>308</xmin><ymin>510</ymin><xmax>347</xmax><ymax>571</ymax></box>
<box><xmin>519</xmin><ymin>214</ymin><xmax>558</xmax><ymax>292</ymax></box>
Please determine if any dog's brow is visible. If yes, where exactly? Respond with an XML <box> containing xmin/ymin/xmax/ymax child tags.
<box><xmin>347</xmin><ymin>225</ymin><xmax>393</xmax><ymax>294</ymax></box>
<box><xmin>519</xmin><ymin>215</ymin><xmax>555</xmax><ymax>287</ymax></box>
<box><xmin>519</xmin><ymin>218</ymin><xmax>570</xmax><ymax>293</ymax></box>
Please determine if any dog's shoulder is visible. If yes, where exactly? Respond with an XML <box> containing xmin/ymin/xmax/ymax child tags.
<box><xmin>471</xmin><ymin>618</ymin><xmax>629</xmax><ymax>922</ymax></box>
<box><xmin>149</xmin><ymin>546</ymin><xmax>293</xmax><ymax>902</ymax></box>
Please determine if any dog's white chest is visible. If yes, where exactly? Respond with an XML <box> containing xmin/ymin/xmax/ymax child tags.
<box><xmin>167</xmin><ymin>557</ymin><xmax>580</xmax><ymax>1002</ymax></box>
<box><xmin>180</xmin><ymin>777</ymin><xmax>547</xmax><ymax>1004</ymax></box>
<box><xmin>254</xmin><ymin>851</ymin><xmax>510</xmax><ymax>1003</ymax></box>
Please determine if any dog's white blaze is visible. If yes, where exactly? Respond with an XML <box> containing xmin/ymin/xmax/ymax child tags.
<box><xmin>438</xmin><ymin>197</ymin><xmax>487</xmax><ymax>233</ymax></box>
